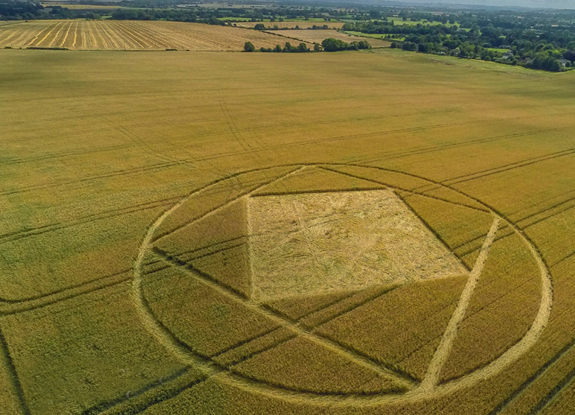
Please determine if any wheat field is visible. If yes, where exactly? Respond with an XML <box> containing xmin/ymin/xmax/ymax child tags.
<box><xmin>0</xmin><ymin>20</ymin><xmax>298</xmax><ymax>50</ymax></box>
<box><xmin>0</xmin><ymin>45</ymin><xmax>574</xmax><ymax>414</ymax></box>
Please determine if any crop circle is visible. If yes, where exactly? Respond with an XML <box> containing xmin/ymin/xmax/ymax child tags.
<box><xmin>133</xmin><ymin>164</ymin><xmax>552</xmax><ymax>406</ymax></box>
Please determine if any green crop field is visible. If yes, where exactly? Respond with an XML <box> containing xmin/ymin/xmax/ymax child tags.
<box><xmin>0</xmin><ymin>43</ymin><xmax>574</xmax><ymax>415</ymax></box>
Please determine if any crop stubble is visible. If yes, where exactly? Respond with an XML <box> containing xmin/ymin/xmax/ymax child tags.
<box><xmin>0</xmin><ymin>20</ymin><xmax>299</xmax><ymax>51</ymax></box>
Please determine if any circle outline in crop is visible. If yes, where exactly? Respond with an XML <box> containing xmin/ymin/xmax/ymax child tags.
<box><xmin>133</xmin><ymin>163</ymin><xmax>553</xmax><ymax>406</ymax></box>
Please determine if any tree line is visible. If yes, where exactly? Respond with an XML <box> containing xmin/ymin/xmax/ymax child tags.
<box><xmin>343</xmin><ymin>12</ymin><xmax>575</xmax><ymax>72</ymax></box>
<box><xmin>243</xmin><ymin>38</ymin><xmax>371</xmax><ymax>53</ymax></box>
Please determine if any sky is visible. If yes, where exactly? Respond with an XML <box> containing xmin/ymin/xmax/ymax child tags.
<box><xmin>388</xmin><ymin>0</ymin><xmax>575</xmax><ymax>9</ymax></box>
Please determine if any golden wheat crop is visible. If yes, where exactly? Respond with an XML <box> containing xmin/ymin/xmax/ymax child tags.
<box><xmin>316</xmin><ymin>277</ymin><xmax>468</xmax><ymax>380</ymax></box>
<box><xmin>0</xmin><ymin>44</ymin><xmax>573</xmax><ymax>414</ymax></box>
<box><xmin>231</xmin><ymin>336</ymin><xmax>408</xmax><ymax>394</ymax></box>
<box><xmin>438</xmin><ymin>233</ymin><xmax>543</xmax><ymax>382</ymax></box>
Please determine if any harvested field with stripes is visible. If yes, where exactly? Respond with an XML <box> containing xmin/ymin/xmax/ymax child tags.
<box><xmin>0</xmin><ymin>42</ymin><xmax>574</xmax><ymax>415</ymax></box>
<box><xmin>0</xmin><ymin>20</ymin><xmax>295</xmax><ymax>50</ymax></box>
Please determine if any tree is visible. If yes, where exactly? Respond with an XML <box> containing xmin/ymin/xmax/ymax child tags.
<box><xmin>297</xmin><ymin>43</ymin><xmax>309</xmax><ymax>52</ymax></box>
<box><xmin>402</xmin><ymin>41</ymin><xmax>417</xmax><ymax>51</ymax></box>
<box><xmin>357</xmin><ymin>40</ymin><xmax>371</xmax><ymax>50</ymax></box>
<box><xmin>321</xmin><ymin>38</ymin><xmax>349</xmax><ymax>52</ymax></box>
<box><xmin>254</xmin><ymin>23</ymin><xmax>266</xmax><ymax>30</ymax></box>
<box><xmin>243</xmin><ymin>42</ymin><xmax>255</xmax><ymax>52</ymax></box>
<box><xmin>549</xmin><ymin>59</ymin><xmax>563</xmax><ymax>72</ymax></box>
<box><xmin>313</xmin><ymin>43</ymin><xmax>322</xmax><ymax>52</ymax></box>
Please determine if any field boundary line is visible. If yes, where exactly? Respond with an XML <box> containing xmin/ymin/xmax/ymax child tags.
<box><xmin>420</xmin><ymin>217</ymin><xmax>500</xmax><ymax>391</ymax></box>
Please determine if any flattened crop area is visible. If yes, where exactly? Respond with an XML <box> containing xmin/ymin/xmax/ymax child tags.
<box><xmin>0</xmin><ymin>20</ymin><xmax>293</xmax><ymax>50</ymax></box>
